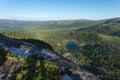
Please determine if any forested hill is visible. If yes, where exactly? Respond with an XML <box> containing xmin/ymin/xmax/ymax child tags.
<box><xmin>0</xmin><ymin>17</ymin><xmax>120</xmax><ymax>80</ymax></box>
<box><xmin>0</xmin><ymin>33</ymin><xmax>100</xmax><ymax>80</ymax></box>
<box><xmin>0</xmin><ymin>19</ymin><xmax>39</xmax><ymax>29</ymax></box>
<box><xmin>77</xmin><ymin>18</ymin><xmax>120</xmax><ymax>37</ymax></box>
<box><xmin>0</xmin><ymin>18</ymin><xmax>119</xmax><ymax>30</ymax></box>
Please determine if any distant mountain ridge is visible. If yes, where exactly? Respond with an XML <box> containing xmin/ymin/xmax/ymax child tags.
<box><xmin>0</xmin><ymin>17</ymin><xmax>120</xmax><ymax>80</ymax></box>
<box><xmin>77</xmin><ymin>18</ymin><xmax>120</xmax><ymax>37</ymax></box>
<box><xmin>0</xmin><ymin>17</ymin><xmax>119</xmax><ymax>30</ymax></box>
<box><xmin>0</xmin><ymin>17</ymin><xmax>120</xmax><ymax>37</ymax></box>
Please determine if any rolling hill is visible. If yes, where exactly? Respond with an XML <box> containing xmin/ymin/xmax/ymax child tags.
<box><xmin>0</xmin><ymin>17</ymin><xmax>120</xmax><ymax>80</ymax></box>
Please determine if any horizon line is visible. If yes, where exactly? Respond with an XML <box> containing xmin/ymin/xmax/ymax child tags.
<box><xmin>0</xmin><ymin>17</ymin><xmax>120</xmax><ymax>21</ymax></box>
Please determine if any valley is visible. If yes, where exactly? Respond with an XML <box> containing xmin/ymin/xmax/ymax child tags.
<box><xmin>0</xmin><ymin>18</ymin><xmax>120</xmax><ymax>80</ymax></box>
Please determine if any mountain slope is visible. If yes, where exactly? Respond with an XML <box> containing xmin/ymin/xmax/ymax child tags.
<box><xmin>0</xmin><ymin>33</ymin><xmax>100</xmax><ymax>80</ymax></box>
<box><xmin>0</xmin><ymin>19</ymin><xmax>96</xmax><ymax>30</ymax></box>
<box><xmin>0</xmin><ymin>19</ymin><xmax>39</xmax><ymax>29</ymax></box>
<box><xmin>77</xmin><ymin>18</ymin><xmax>120</xmax><ymax>37</ymax></box>
<box><xmin>0</xmin><ymin>17</ymin><xmax>120</xmax><ymax>80</ymax></box>
<box><xmin>66</xmin><ymin>31</ymin><xmax>120</xmax><ymax>80</ymax></box>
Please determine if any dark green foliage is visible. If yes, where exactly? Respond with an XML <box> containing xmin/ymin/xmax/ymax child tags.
<box><xmin>17</xmin><ymin>54</ymin><xmax>62</xmax><ymax>80</ymax></box>
<box><xmin>78</xmin><ymin>23</ymin><xmax>120</xmax><ymax>37</ymax></box>
<box><xmin>71</xmin><ymin>42</ymin><xmax>120</xmax><ymax>80</ymax></box>
<box><xmin>69</xmin><ymin>32</ymin><xmax>101</xmax><ymax>43</ymax></box>
<box><xmin>1</xmin><ymin>17</ymin><xmax>120</xmax><ymax>80</ymax></box>
<box><xmin>21</xmin><ymin>39</ymin><xmax>54</xmax><ymax>51</ymax></box>
<box><xmin>0</xmin><ymin>31</ymin><xmax>36</xmax><ymax>39</ymax></box>
<box><xmin>0</xmin><ymin>47</ymin><xmax>7</xmax><ymax>66</ymax></box>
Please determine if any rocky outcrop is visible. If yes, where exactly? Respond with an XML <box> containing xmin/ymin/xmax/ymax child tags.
<box><xmin>0</xmin><ymin>33</ymin><xmax>100</xmax><ymax>80</ymax></box>
<box><xmin>0</xmin><ymin>60</ymin><xmax>21</xmax><ymax>80</ymax></box>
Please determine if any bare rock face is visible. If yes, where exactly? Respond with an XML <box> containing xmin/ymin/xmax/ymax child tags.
<box><xmin>0</xmin><ymin>60</ymin><xmax>21</xmax><ymax>80</ymax></box>
<box><xmin>0</xmin><ymin>33</ymin><xmax>100</xmax><ymax>80</ymax></box>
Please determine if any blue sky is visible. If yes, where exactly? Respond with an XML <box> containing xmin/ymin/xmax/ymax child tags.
<box><xmin>0</xmin><ymin>0</ymin><xmax>120</xmax><ymax>20</ymax></box>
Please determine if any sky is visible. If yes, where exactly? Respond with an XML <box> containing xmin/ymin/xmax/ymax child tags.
<box><xmin>0</xmin><ymin>0</ymin><xmax>120</xmax><ymax>20</ymax></box>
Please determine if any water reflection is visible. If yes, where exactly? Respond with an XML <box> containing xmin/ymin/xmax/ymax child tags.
<box><xmin>66</xmin><ymin>41</ymin><xmax>79</xmax><ymax>51</ymax></box>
